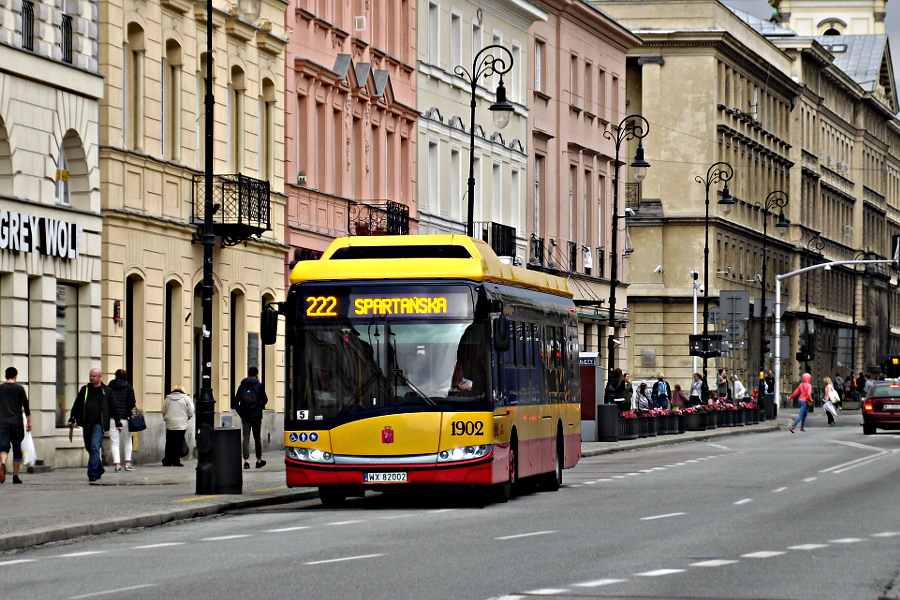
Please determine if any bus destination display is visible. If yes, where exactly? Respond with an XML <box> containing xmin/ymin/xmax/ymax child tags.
<box><xmin>302</xmin><ymin>290</ymin><xmax>472</xmax><ymax>320</ymax></box>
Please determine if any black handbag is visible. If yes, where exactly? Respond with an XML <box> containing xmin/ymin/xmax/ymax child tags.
<box><xmin>128</xmin><ymin>409</ymin><xmax>147</xmax><ymax>432</ymax></box>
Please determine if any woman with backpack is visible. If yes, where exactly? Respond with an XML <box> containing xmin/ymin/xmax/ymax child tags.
<box><xmin>162</xmin><ymin>385</ymin><xmax>193</xmax><ymax>466</ymax></box>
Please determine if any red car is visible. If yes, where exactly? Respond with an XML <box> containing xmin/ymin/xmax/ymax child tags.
<box><xmin>862</xmin><ymin>381</ymin><xmax>900</xmax><ymax>434</ymax></box>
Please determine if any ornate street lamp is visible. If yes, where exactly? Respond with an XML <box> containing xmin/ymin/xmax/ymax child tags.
<box><xmin>694</xmin><ymin>162</ymin><xmax>734</xmax><ymax>401</ymax></box>
<box><xmin>755</xmin><ymin>191</ymin><xmax>789</xmax><ymax>378</ymax></box>
<box><xmin>454</xmin><ymin>45</ymin><xmax>515</xmax><ymax>237</ymax></box>
<box><xmin>602</xmin><ymin>115</ymin><xmax>650</xmax><ymax>405</ymax></box>
<box><xmin>197</xmin><ymin>0</ymin><xmax>261</xmax><ymax>494</ymax></box>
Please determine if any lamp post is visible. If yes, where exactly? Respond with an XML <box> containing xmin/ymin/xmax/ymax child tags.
<box><xmin>602</xmin><ymin>115</ymin><xmax>650</xmax><ymax>405</ymax></box>
<box><xmin>197</xmin><ymin>0</ymin><xmax>261</xmax><ymax>495</ymax></box>
<box><xmin>454</xmin><ymin>45</ymin><xmax>515</xmax><ymax>237</ymax></box>
<box><xmin>755</xmin><ymin>191</ymin><xmax>789</xmax><ymax>378</ymax></box>
<box><xmin>695</xmin><ymin>162</ymin><xmax>734</xmax><ymax>400</ymax></box>
<box><xmin>803</xmin><ymin>234</ymin><xmax>824</xmax><ymax>374</ymax></box>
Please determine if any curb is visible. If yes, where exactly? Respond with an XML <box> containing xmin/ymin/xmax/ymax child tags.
<box><xmin>581</xmin><ymin>423</ymin><xmax>780</xmax><ymax>458</ymax></box>
<box><xmin>0</xmin><ymin>489</ymin><xmax>319</xmax><ymax>553</ymax></box>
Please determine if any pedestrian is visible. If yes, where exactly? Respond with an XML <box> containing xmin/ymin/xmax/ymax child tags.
<box><xmin>833</xmin><ymin>372</ymin><xmax>845</xmax><ymax>409</ymax></box>
<box><xmin>636</xmin><ymin>382</ymin><xmax>652</xmax><ymax>411</ymax></box>
<box><xmin>67</xmin><ymin>368</ymin><xmax>121</xmax><ymax>482</ymax></box>
<box><xmin>717</xmin><ymin>368</ymin><xmax>729</xmax><ymax>399</ymax></box>
<box><xmin>651</xmin><ymin>372</ymin><xmax>671</xmax><ymax>409</ymax></box>
<box><xmin>856</xmin><ymin>371</ymin><xmax>867</xmax><ymax>399</ymax></box>
<box><xmin>864</xmin><ymin>373</ymin><xmax>876</xmax><ymax>399</ymax></box>
<box><xmin>671</xmin><ymin>383</ymin><xmax>689</xmax><ymax>408</ymax></box>
<box><xmin>788</xmin><ymin>373</ymin><xmax>813</xmax><ymax>433</ymax></box>
<box><xmin>732</xmin><ymin>374</ymin><xmax>746</xmax><ymax>401</ymax></box>
<box><xmin>822</xmin><ymin>377</ymin><xmax>838</xmax><ymax>426</ymax></box>
<box><xmin>232</xmin><ymin>366</ymin><xmax>269</xmax><ymax>469</ymax></box>
<box><xmin>0</xmin><ymin>367</ymin><xmax>31</xmax><ymax>484</ymax></box>
<box><xmin>623</xmin><ymin>373</ymin><xmax>634</xmax><ymax>410</ymax></box>
<box><xmin>689</xmin><ymin>373</ymin><xmax>703</xmax><ymax>406</ymax></box>
<box><xmin>107</xmin><ymin>369</ymin><xmax>136</xmax><ymax>472</ymax></box>
<box><xmin>162</xmin><ymin>385</ymin><xmax>193</xmax><ymax>466</ymax></box>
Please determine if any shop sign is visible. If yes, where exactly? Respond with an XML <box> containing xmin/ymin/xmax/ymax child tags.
<box><xmin>0</xmin><ymin>209</ymin><xmax>80</xmax><ymax>259</ymax></box>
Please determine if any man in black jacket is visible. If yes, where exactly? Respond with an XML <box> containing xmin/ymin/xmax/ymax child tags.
<box><xmin>68</xmin><ymin>368</ymin><xmax>121</xmax><ymax>482</ymax></box>
<box><xmin>232</xmin><ymin>367</ymin><xmax>268</xmax><ymax>469</ymax></box>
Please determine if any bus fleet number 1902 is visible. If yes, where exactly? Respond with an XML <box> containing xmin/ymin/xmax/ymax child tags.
<box><xmin>451</xmin><ymin>420</ymin><xmax>484</xmax><ymax>436</ymax></box>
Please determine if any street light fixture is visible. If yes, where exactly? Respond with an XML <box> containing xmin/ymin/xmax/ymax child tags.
<box><xmin>754</xmin><ymin>191</ymin><xmax>790</xmax><ymax>380</ymax></box>
<box><xmin>602</xmin><ymin>115</ymin><xmax>650</xmax><ymax>405</ymax></box>
<box><xmin>694</xmin><ymin>161</ymin><xmax>734</xmax><ymax>400</ymax></box>
<box><xmin>197</xmin><ymin>0</ymin><xmax>261</xmax><ymax>495</ymax></box>
<box><xmin>454</xmin><ymin>45</ymin><xmax>515</xmax><ymax>237</ymax></box>
<box><xmin>802</xmin><ymin>234</ymin><xmax>824</xmax><ymax>374</ymax></box>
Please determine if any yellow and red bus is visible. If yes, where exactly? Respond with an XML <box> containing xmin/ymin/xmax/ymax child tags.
<box><xmin>264</xmin><ymin>235</ymin><xmax>580</xmax><ymax>505</ymax></box>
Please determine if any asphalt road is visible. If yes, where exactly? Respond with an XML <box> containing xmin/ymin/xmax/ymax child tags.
<box><xmin>4</xmin><ymin>424</ymin><xmax>898</xmax><ymax>600</ymax></box>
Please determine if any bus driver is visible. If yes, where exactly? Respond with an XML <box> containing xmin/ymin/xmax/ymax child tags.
<box><xmin>450</xmin><ymin>361</ymin><xmax>473</xmax><ymax>392</ymax></box>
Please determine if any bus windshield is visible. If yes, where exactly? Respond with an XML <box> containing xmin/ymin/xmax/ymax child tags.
<box><xmin>291</xmin><ymin>320</ymin><xmax>491</xmax><ymax>421</ymax></box>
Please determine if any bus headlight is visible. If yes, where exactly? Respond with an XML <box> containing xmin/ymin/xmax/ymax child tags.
<box><xmin>437</xmin><ymin>444</ymin><xmax>491</xmax><ymax>462</ymax></box>
<box><xmin>287</xmin><ymin>447</ymin><xmax>334</xmax><ymax>464</ymax></box>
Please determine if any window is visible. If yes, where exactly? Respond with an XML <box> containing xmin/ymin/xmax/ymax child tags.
<box><xmin>163</xmin><ymin>41</ymin><xmax>183</xmax><ymax>162</ymax></box>
<box><xmin>54</xmin><ymin>284</ymin><xmax>79</xmax><ymax>427</ymax></box>
<box><xmin>61</xmin><ymin>14</ymin><xmax>73</xmax><ymax>63</ymax></box>
<box><xmin>22</xmin><ymin>0</ymin><xmax>34</xmax><ymax>51</ymax></box>
<box><xmin>492</xmin><ymin>161</ymin><xmax>501</xmax><ymax>223</ymax></box>
<box><xmin>448</xmin><ymin>146</ymin><xmax>459</xmax><ymax>219</ymax></box>
<box><xmin>428</xmin><ymin>140</ymin><xmax>439</xmax><ymax>213</ymax></box>
<box><xmin>584</xmin><ymin>63</ymin><xmax>593</xmax><ymax>111</ymax></box>
<box><xmin>56</xmin><ymin>152</ymin><xmax>70</xmax><ymax>205</ymax></box>
<box><xmin>511</xmin><ymin>168</ymin><xmax>520</xmax><ymax>232</ymax></box>
<box><xmin>534</xmin><ymin>154</ymin><xmax>544</xmax><ymax>235</ymax></box>
<box><xmin>164</xmin><ymin>281</ymin><xmax>182</xmax><ymax>395</ymax></box>
<box><xmin>229</xmin><ymin>67</ymin><xmax>245</xmax><ymax>172</ymax></box>
<box><xmin>511</xmin><ymin>42</ymin><xmax>522</xmax><ymax>102</ymax></box>
<box><xmin>472</xmin><ymin>21</ymin><xmax>482</xmax><ymax>65</ymax></box>
<box><xmin>450</xmin><ymin>12</ymin><xmax>461</xmax><ymax>69</ymax></box>
<box><xmin>534</xmin><ymin>40</ymin><xmax>544</xmax><ymax>93</ymax></box>
<box><xmin>569</xmin><ymin>54</ymin><xmax>579</xmax><ymax>105</ymax></box>
<box><xmin>568</xmin><ymin>164</ymin><xmax>576</xmax><ymax>238</ymax></box>
<box><xmin>124</xmin><ymin>25</ymin><xmax>146</xmax><ymax>151</ymax></box>
<box><xmin>428</xmin><ymin>1</ymin><xmax>439</xmax><ymax>65</ymax></box>
<box><xmin>260</xmin><ymin>79</ymin><xmax>275</xmax><ymax>181</ymax></box>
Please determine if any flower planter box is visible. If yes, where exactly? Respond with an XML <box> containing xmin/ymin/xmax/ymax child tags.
<box><xmin>735</xmin><ymin>408</ymin><xmax>746</xmax><ymax>426</ymax></box>
<box><xmin>683</xmin><ymin>412</ymin><xmax>706</xmax><ymax>431</ymax></box>
<box><xmin>674</xmin><ymin>414</ymin><xmax>685</xmax><ymax>434</ymax></box>
<box><xmin>722</xmin><ymin>410</ymin><xmax>733</xmax><ymax>427</ymax></box>
<box><xmin>618</xmin><ymin>418</ymin><xmax>639</xmax><ymax>440</ymax></box>
<box><xmin>638</xmin><ymin>417</ymin><xmax>649</xmax><ymax>438</ymax></box>
<box><xmin>749</xmin><ymin>409</ymin><xmax>760</xmax><ymax>424</ymax></box>
<box><xmin>706</xmin><ymin>411</ymin><xmax>718</xmax><ymax>429</ymax></box>
<box><xmin>647</xmin><ymin>416</ymin><xmax>658</xmax><ymax>437</ymax></box>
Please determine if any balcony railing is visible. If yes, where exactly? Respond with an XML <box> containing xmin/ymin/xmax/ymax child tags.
<box><xmin>348</xmin><ymin>200</ymin><xmax>409</xmax><ymax>236</ymax></box>
<box><xmin>625</xmin><ymin>182</ymin><xmax>641</xmax><ymax>208</ymax></box>
<box><xmin>472</xmin><ymin>221</ymin><xmax>516</xmax><ymax>258</ymax></box>
<box><xmin>192</xmin><ymin>173</ymin><xmax>271</xmax><ymax>247</ymax></box>
<box><xmin>61</xmin><ymin>14</ymin><xmax>73</xmax><ymax>63</ymax></box>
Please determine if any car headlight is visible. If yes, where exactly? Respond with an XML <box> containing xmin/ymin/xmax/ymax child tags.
<box><xmin>286</xmin><ymin>447</ymin><xmax>334</xmax><ymax>464</ymax></box>
<box><xmin>437</xmin><ymin>444</ymin><xmax>491</xmax><ymax>463</ymax></box>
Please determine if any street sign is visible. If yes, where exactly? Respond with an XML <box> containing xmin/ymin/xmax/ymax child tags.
<box><xmin>722</xmin><ymin>340</ymin><xmax>746</xmax><ymax>350</ymax></box>
<box><xmin>766</xmin><ymin>336</ymin><xmax>790</xmax><ymax>359</ymax></box>
<box><xmin>708</xmin><ymin>307</ymin><xmax>720</xmax><ymax>324</ymax></box>
<box><xmin>689</xmin><ymin>333</ymin><xmax>723</xmax><ymax>358</ymax></box>
<box><xmin>772</xmin><ymin>321</ymin><xmax>785</xmax><ymax>336</ymax></box>
<box><xmin>798</xmin><ymin>320</ymin><xmax>816</xmax><ymax>334</ymax></box>
<box><xmin>724</xmin><ymin>320</ymin><xmax>745</xmax><ymax>338</ymax></box>
<box><xmin>720</xmin><ymin>290</ymin><xmax>750</xmax><ymax>321</ymax></box>
<box><xmin>754</xmin><ymin>298</ymin><xmax>774</xmax><ymax>318</ymax></box>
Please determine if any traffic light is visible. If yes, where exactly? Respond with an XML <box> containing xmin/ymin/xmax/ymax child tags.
<box><xmin>796</xmin><ymin>342</ymin><xmax>812</xmax><ymax>363</ymax></box>
<box><xmin>762</xmin><ymin>338</ymin><xmax>771</xmax><ymax>355</ymax></box>
<box><xmin>886</xmin><ymin>356</ymin><xmax>900</xmax><ymax>378</ymax></box>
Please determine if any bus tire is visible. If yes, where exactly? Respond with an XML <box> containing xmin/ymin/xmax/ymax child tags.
<box><xmin>491</xmin><ymin>433</ymin><xmax>518</xmax><ymax>503</ymax></box>
<box><xmin>539</xmin><ymin>429</ymin><xmax>563</xmax><ymax>492</ymax></box>
<box><xmin>318</xmin><ymin>486</ymin><xmax>347</xmax><ymax>507</ymax></box>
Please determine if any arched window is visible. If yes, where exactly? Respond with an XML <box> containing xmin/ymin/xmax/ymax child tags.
<box><xmin>163</xmin><ymin>40</ymin><xmax>183</xmax><ymax>162</ymax></box>
<box><xmin>124</xmin><ymin>24</ymin><xmax>146</xmax><ymax>151</ymax></box>
<box><xmin>230</xmin><ymin>66</ymin><xmax>246</xmax><ymax>172</ymax></box>
<box><xmin>260</xmin><ymin>78</ymin><xmax>276</xmax><ymax>181</ymax></box>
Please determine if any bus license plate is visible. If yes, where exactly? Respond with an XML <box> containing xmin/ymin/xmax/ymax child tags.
<box><xmin>364</xmin><ymin>472</ymin><xmax>408</xmax><ymax>483</ymax></box>
<box><xmin>884</xmin><ymin>403</ymin><xmax>900</xmax><ymax>410</ymax></box>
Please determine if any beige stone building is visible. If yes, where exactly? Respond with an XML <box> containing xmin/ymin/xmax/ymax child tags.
<box><xmin>591</xmin><ymin>0</ymin><xmax>900</xmax><ymax>397</ymax></box>
<box><xmin>94</xmin><ymin>0</ymin><xmax>288</xmax><ymax>465</ymax></box>
<box><xmin>0</xmin><ymin>0</ymin><xmax>104</xmax><ymax>466</ymax></box>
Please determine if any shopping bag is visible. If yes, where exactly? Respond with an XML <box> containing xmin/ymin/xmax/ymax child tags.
<box><xmin>22</xmin><ymin>432</ymin><xmax>36</xmax><ymax>467</ymax></box>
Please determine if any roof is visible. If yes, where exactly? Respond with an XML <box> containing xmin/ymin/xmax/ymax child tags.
<box><xmin>814</xmin><ymin>34</ymin><xmax>887</xmax><ymax>93</ymax></box>
<box><xmin>290</xmin><ymin>235</ymin><xmax>574</xmax><ymax>299</ymax></box>
<box><xmin>725</xmin><ymin>5</ymin><xmax>796</xmax><ymax>38</ymax></box>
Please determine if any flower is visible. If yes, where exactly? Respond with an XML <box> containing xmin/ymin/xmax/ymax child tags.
<box><xmin>619</xmin><ymin>410</ymin><xmax>638</xmax><ymax>419</ymax></box>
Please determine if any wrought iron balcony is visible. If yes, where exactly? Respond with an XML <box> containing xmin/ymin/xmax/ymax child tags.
<box><xmin>348</xmin><ymin>200</ymin><xmax>409</xmax><ymax>236</ymax></box>
<box><xmin>472</xmin><ymin>221</ymin><xmax>516</xmax><ymax>258</ymax></box>
<box><xmin>192</xmin><ymin>174</ymin><xmax>271</xmax><ymax>247</ymax></box>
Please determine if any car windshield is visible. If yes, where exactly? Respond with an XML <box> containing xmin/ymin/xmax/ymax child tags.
<box><xmin>290</xmin><ymin>320</ymin><xmax>491</xmax><ymax>421</ymax></box>
<box><xmin>869</xmin><ymin>383</ymin><xmax>900</xmax><ymax>399</ymax></box>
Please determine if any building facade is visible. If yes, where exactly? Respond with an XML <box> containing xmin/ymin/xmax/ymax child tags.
<box><xmin>92</xmin><ymin>0</ymin><xmax>288</xmax><ymax>465</ymax></box>
<box><xmin>285</xmin><ymin>1</ymin><xmax>419</xmax><ymax>265</ymax></box>
<box><xmin>0</xmin><ymin>0</ymin><xmax>103</xmax><ymax>466</ymax></box>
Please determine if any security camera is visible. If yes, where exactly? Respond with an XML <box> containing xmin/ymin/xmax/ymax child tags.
<box><xmin>824</xmin><ymin>264</ymin><xmax>832</xmax><ymax>271</ymax></box>
<box><xmin>653</xmin><ymin>264</ymin><xmax>663</xmax><ymax>273</ymax></box>
<box><xmin>625</xmin><ymin>207</ymin><xmax>636</xmax><ymax>216</ymax></box>
<box><xmin>612</xmin><ymin>339</ymin><xmax>622</xmax><ymax>346</ymax></box>
<box><xmin>690</xmin><ymin>270</ymin><xmax>699</xmax><ymax>279</ymax></box>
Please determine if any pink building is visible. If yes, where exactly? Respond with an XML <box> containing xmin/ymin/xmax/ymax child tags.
<box><xmin>528</xmin><ymin>0</ymin><xmax>641</xmax><ymax>355</ymax></box>
<box><xmin>284</xmin><ymin>2</ymin><xmax>419</xmax><ymax>268</ymax></box>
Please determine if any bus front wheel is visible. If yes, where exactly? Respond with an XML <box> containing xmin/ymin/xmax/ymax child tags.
<box><xmin>318</xmin><ymin>486</ymin><xmax>347</xmax><ymax>507</ymax></box>
<box><xmin>539</xmin><ymin>431</ymin><xmax>563</xmax><ymax>492</ymax></box>
<box><xmin>491</xmin><ymin>436</ymin><xmax>518</xmax><ymax>503</ymax></box>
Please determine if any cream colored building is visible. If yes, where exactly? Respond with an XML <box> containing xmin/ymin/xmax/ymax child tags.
<box><xmin>0</xmin><ymin>0</ymin><xmax>104</xmax><ymax>467</ymax></box>
<box><xmin>416</xmin><ymin>0</ymin><xmax>545</xmax><ymax>259</ymax></box>
<box><xmin>94</xmin><ymin>0</ymin><xmax>288</xmax><ymax>465</ymax></box>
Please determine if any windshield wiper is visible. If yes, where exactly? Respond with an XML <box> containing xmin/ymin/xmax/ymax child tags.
<box><xmin>392</xmin><ymin>367</ymin><xmax>438</xmax><ymax>408</ymax></box>
<box><xmin>338</xmin><ymin>367</ymin><xmax>383</xmax><ymax>416</ymax></box>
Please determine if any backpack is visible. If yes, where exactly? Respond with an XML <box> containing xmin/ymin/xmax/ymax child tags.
<box><xmin>653</xmin><ymin>381</ymin><xmax>669</xmax><ymax>400</ymax></box>
<box><xmin>237</xmin><ymin>381</ymin><xmax>259</xmax><ymax>412</ymax></box>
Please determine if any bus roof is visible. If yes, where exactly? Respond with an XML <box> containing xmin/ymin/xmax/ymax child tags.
<box><xmin>290</xmin><ymin>235</ymin><xmax>573</xmax><ymax>298</ymax></box>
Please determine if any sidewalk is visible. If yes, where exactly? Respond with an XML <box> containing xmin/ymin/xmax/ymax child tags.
<box><xmin>0</xmin><ymin>417</ymin><xmax>787</xmax><ymax>553</ymax></box>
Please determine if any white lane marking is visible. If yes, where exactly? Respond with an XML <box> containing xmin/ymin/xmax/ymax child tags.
<box><xmin>570</xmin><ymin>484</ymin><xmax>584</xmax><ymax>488</ymax></box>
<box><xmin>873</xmin><ymin>532</ymin><xmax>900</xmax><ymax>537</ymax></box>
<box><xmin>639</xmin><ymin>469</ymin><xmax>654</xmax><ymax>473</ymax></box>
<box><xmin>598</xmin><ymin>478</ymin><xmax>612</xmax><ymax>482</ymax></box>
<box><xmin>625</xmin><ymin>472</ymin><xmax>639</xmax><ymax>476</ymax></box>
<box><xmin>56</xmin><ymin>551</ymin><xmax>107</xmax><ymax>557</ymax></box>
<box><xmin>635</xmin><ymin>568</ymin><xmax>686</xmax><ymax>577</ymax></box>
<box><xmin>134</xmin><ymin>542</ymin><xmax>186</xmax><ymax>549</ymax></box>
<box><xmin>429</xmin><ymin>509</ymin><xmax>454</xmax><ymax>513</ymax></box>
<box><xmin>821</xmin><ymin>441</ymin><xmax>892</xmax><ymax>474</ymax></box>
<box><xmin>772</xmin><ymin>487</ymin><xmax>788</xmax><ymax>493</ymax></box>
<box><xmin>327</xmin><ymin>520</ymin><xmax>363</xmax><ymax>526</ymax></box>
<box><xmin>686</xmin><ymin>459</ymin><xmax>699</xmax><ymax>463</ymax></box>
<box><xmin>708</xmin><ymin>443</ymin><xmax>730</xmax><ymax>450</ymax></box>
<box><xmin>742</xmin><ymin>551</ymin><xmax>786</xmax><ymax>558</ymax></box>
<box><xmin>640</xmin><ymin>512</ymin><xmax>686</xmax><ymax>521</ymax></box>
<box><xmin>305</xmin><ymin>553</ymin><xmax>383</xmax><ymax>565</ymax></box>
<box><xmin>0</xmin><ymin>559</ymin><xmax>35</xmax><ymax>566</ymax></box>
<box><xmin>495</xmin><ymin>531</ymin><xmax>556</xmax><ymax>541</ymax></box>
<box><xmin>524</xmin><ymin>589</ymin><xmax>569</xmax><ymax>595</ymax></box>
<box><xmin>651</xmin><ymin>467</ymin><xmax>667</xmax><ymax>471</ymax></box>
<box><xmin>803</xmin><ymin>477</ymin><xmax>817</xmax><ymax>482</ymax></box>
<box><xmin>584</xmin><ymin>481</ymin><xmax>596</xmax><ymax>485</ymax></box>
<box><xmin>830</xmin><ymin>538</ymin><xmax>863</xmax><ymax>544</ymax></box>
<box><xmin>734</xmin><ymin>498</ymin><xmax>753</xmax><ymax>505</ymax></box>
<box><xmin>264</xmin><ymin>526</ymin><xmax>310</xmax><ymax>532</ymax></box>
<box><xmin>691</xmin><ymin>559</ymin><xmax>739</xmax><ymax>567</ymax></box>
<box><xmin>674</xmin><ymin>462</ymin><xmax>687</xmax><ymax>466</ymax></box>
<box><xmin>201</xmin><ymin>535</ymin><xmax>250</xmax><ymax>541</ymax></box>
<box><xmin>378</xmin><ymin>514</ymin><xmax>412</xmax><ymax>520</ymax></box>
<box><xmin>572</xmin><ymin>579</ymin><xmax>627</xmax><ymax>587</ymax></box>
<box><xmin>68</xmin><ymin>584</ymin><xmax>158</xmax><ymax>599</ymax></box>
<box><xmin>789</xmin><ymin>544</ymin><xmax>829</xmax><ymax>550</ymax></box>
<box><xmin>489</xmin><ymin>596</ymin><xmax>525</xmax><ymax>600</ymax></box>
<box><xmin>612</xmin><ymin>475</ymin><xmax>626</xmax><ymax>479</ymax></box>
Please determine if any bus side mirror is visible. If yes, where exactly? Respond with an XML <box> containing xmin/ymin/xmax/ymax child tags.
<box><xmin>494</xmin><ymin>313</ymin><xmax>510</xmax><ymax>352</ymax></box>
<box><xmin>261</xmin><ymin>304</ymin><xmax>280</xmax><ymax>345</ymax></box>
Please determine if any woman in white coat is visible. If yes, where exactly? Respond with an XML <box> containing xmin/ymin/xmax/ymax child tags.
<box><xmin>162</xmin><ymin>386</ymin><xmax>193</xmax><ymax>466</ymax></box>
<box><xmin>822</xmin><ymin>377</ymin><xmax>838</xmax><ymax>426</ymax></box>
